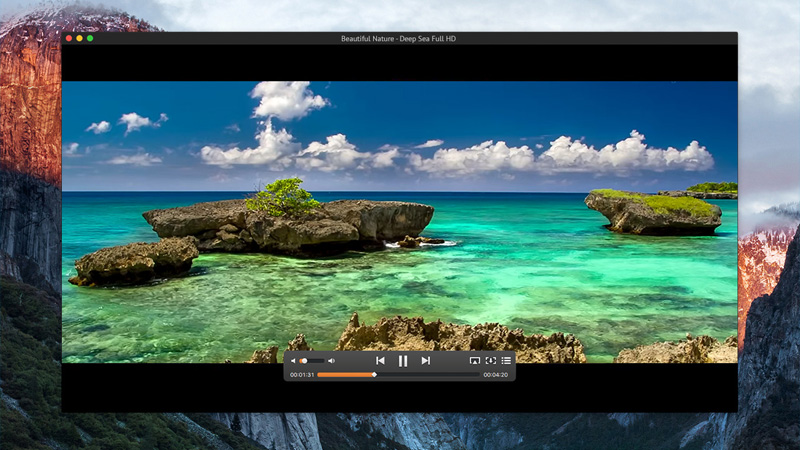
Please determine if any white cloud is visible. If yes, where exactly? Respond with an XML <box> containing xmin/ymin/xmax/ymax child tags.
<box><xmin>106</xmin><ymin>153</ymin><xmax>163</xmax><ymax>166</ymax></box>
<box><xmin>535</xmin><ymin>143</ymin><xmax>544</xmax><ymax>149</ymax></box>
<box><xmin>296</xmin><ymin>134</ymin><xmax>370</xmax><ymax>172</ymax></box>
<box><xmin>62</xmin><ymin>142</ymin><xmax>79</xmax><ymax>156</ymax></box>
<box><xmin>293</xmin><ymin>135</ymin><xmax>402</xmax><ymax>172</ymax></box>
<box><xmin>368</xmin><ymin>147</ymin><xmax>401</xmax><ymax>169</ymax></box>
<box><xmin>118</xmin><ymin>112</ymin><xmax>168</xmax><ymax>136</ymax></box>
<box><xmin>408</xmin><ymin>141</ymin><xmax>535</xmax><ymax>177</ymax></box>
<box><xmin>537</xmin><ymin>130</ymin><xmax>714</xmax><ymax>174</ymax></box>
<box><xmin>406</xmin><ymin>131</ymin><xmax>715</xmax><ymax>177</ymax></box>
<box><xmin>85</xmin><ymin>120</ymin><xmax>111</xmax><ymax>134</ymax></box>
<box><xmin>414</xmin><ymin>139</ymin><xmax>444</xmax><ymax>148</ymax></box>
<box><xmin>225</xmin><ymin>123</ymin><xmax>241</xmax><ymax>133</ymax></box>
<box><xmin>200</xmin><ymin>118</ymin><xmax>299</xmax><ymax>169</ymax></box>
<box><xmin>250</xmin><ymin>81</ymin><xmax>328</xmax><ymax>121</ymax></box>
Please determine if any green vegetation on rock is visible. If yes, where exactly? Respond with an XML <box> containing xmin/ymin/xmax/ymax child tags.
<box><xmin>687</xmin><ymin>182</ymin><xmax>738</xmax><ymax>193</ymax></box>
<box><xmin>590</xmin><ymin>189</ymin><xmax>642</xmax><ymax>199</ymax></box>
<box><xmin>643</xmin><ymin>195</ymin><xmax>715</xmax><ymax>217</ymax></box>
<box><xmin>246</xmin><ymin>177</ymin><xmax>320</xmax><ymax>217</ymax></box>
<box><xmin>590</xmin><ymin>189</ymin><xmax>715</xmax><ymax>217</ymax></box>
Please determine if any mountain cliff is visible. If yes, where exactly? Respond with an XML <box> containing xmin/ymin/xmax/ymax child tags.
<box><xmin>737</xmin><ymin>226</ymin><xmax>795</xmax><ymax>351</ymax></box>
<box><xmin>0</xmin><ymin>6</ymin><xmax>161</xmax><ymax>188</ymax></box>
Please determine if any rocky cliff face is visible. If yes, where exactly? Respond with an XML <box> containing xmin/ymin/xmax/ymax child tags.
<box><xmin>737</xmin><ymin>226</ymin><xmax>795</xmax><ymax>351</ymax></box>
<box><xmin>0</xmin><ymin>170</ymin><xmax>61</xmax><ymax>293</ymax></box>
<box><xmin>335</xmin><ymin>413</ymin><xmax>465</xmax><ymax>450</ymax></box>
<box><xmin>0</xmin><ymin>6</ymin><xmax>161</xmax><ymax>188</ymax></box>
<box><xmin>211</xmin><ymin>413</ymin><xmax>322</xmax><ymax>450</ymax></box>
<box><xmin>706</xmin><ymin>223</ymin><xmax>800</xmax><ymax>449</ymax></box>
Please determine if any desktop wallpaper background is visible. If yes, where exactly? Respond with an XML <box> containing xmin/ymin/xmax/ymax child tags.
<box><xmin>0</xmin><ymin>1</ymin><xmax>798</xmax><ymax>449</ymax></box>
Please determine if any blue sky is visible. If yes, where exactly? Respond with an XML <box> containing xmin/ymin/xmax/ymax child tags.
<box><xmin>62</xmin><ymin>81</ymin><xmax>737</xmax><ymax>192</ymax></box>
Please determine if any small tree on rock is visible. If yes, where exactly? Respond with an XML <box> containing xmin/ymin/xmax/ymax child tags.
<box><xmin>246</xmin><ymin>177</ymin><xmax>320</xmax><ymax>217</ymax></box>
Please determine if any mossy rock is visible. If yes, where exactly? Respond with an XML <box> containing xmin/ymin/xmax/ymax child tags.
<box><xmin>585</xmin><ymin>189</ymin><xmax>722</xmax><ymax>235</ymax></box>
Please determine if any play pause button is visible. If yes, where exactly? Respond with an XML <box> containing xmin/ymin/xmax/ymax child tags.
<box><xmin>398</xmin><ymin>354</ymin><xmax>408</xmax><ymax>367</ymax></box>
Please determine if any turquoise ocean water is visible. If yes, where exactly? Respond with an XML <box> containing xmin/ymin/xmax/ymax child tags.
<box><xmin>62</xmin><ymin>192</ymin><xmax>737</xmax><ymax>363</ymax></box>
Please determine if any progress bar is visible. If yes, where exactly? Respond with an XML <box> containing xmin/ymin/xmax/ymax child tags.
<box><xmin>316</xmin><ymin>372</ymin><xmax>480</xmax><ymax>378</ymax></box>
<box><xmin>318</xmin><ymin>372</ymin><xmax>376</xmax><ymax>378</ymax></box>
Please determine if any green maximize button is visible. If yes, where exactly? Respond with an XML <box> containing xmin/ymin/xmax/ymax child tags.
<box><xmin>87</xmin><ymin>35</ymin><xmax>93</xmax><ymax>42</ymax></box>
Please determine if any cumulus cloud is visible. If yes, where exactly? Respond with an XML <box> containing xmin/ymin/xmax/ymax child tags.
<box><xmin>250</xmin><ymin>81</ymin><xmax>328</xmax><ymax>120</ymax></box>
<box><xmin>85</xmin><ymin>120</ymin><xmax>111</xmax><ymax>134</ymax></box>
<box><xmin>296</xmin><ymin>134</ymin><xmax>368</xmax><ymax>172</ymax></box>
<box><xmin>200</xmin><ymin>118</ymin><xmax>299</xmax><ymax>169</ymax></box>
<box><xmin>406</xmin><ymin>131</ymin><xmax>715</xmax><ymax>177</ymax></box>
<box><xmin>414</xmin><ymin>139</ymin><xmax>444</xmax><ymax>148</ymax></box>
<box><xmin>368</xmin><ymin>147</ymin><xmax>401</xmax><ymax>169</ymax></box>
<box><xmin>294</xmin><ymin>135</ymin><xmax>403</xmax><ymax>172</ymax></box>
<box><xmin>535</xmin><ymin>143</ymin><xmax>544</xmax><ymax>149</ymax></box>
<box><xmin>62</xmin><ymin>142</ymin><xmax>80</xmax><ymax>156</ymax></box>
<box><xmin>118</xmin><ymin>112</ymin><xmax>168</xmax><ymax>136</ymax></box>
<box><xmin>408</xmin><ymin>141</ymin><xmax>536</xmax><ymax>177</ymax></box>
<box><xmin>537</xmin><ymin>130</ymin><xmax>714</xmax><ymax>173</ymax></box>
<box><xmin>106</xmin><ymin>153</ymin><xmax>163</xmax><ymax>166</ymax></box>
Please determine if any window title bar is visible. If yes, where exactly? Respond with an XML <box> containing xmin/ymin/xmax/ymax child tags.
<box><xmin>61</xmin><ymin>31</ymin><xmax>737</xmax><ymax>46</ymax></box>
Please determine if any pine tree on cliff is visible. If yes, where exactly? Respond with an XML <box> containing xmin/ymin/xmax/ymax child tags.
<box><xmin>231</xmin><ymin>413</ymin><xmax>242</xmax><ymax>433</ymax></box>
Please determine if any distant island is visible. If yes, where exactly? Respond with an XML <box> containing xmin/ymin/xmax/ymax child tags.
<box><xmin>658</xmin><ymin>181</ymin><xmax>738</xmax><ymax>200</ymax></box>
<box><xmin>687</xmin><ymin>182</ymin><xmax>738</xmax><ymax>193</ymax></box>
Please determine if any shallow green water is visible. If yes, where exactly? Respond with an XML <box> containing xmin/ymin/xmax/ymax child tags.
<box><xmin>62</xmin><ymin>192</ymin><xmax>737</xmax><ymax>363</ymax></box>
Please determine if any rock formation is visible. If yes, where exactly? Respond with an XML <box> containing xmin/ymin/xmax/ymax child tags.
<box><xmin>142</xmin><ymin>199</ymin><xmax>434</xmax><ymax>256</ymax></box>
<box><xmin>0</xmin><ymin>171</ymin><xmax>61</xmax><ymax>294</ymax></box>
<box><xmin>68</xmin><ymin>237</ymin><xmax>198</xmax><ymax>286</ymax></box>
<box><xmin>244</xmin><ymin>334</ymin><xmax>314</xmax><ymax>363</ymax></box>
<box><xmin>287</xmin><ymin>334</ymin><xmax>314</xmax><ymax>351</ymax></box>
<box><xmin>335</xmin><ymin>312</ymin><xmax>586</xmax><ymax>363</ymax></box>
<box><xmin>657</xmin><ymin>190</ymin><xmax>738</xmax><ymax>199</ymax></box>
<box><xmin>210</xmin><ymin>413</ymin><xmax>323</xmax><ymax>450</ymax></box>
<box><xmin>585</xmin><ymin>189</ymin><xmax>722</xmax><ymax>235</ymax></box>
<box><xmin>613</xmin><ymin>334</ymin><xmax>737</xmax><ymax>363</ymax></box>
<box><xmin>397</xmin><ymin>235</ymin><xmax>445</xmax><ymax>248</ymax></box>
<box><xmin>331</xmin><ymin>413</ymin><xmax>466</xmax><ymax>450</ymax></box>
<box><xmin>738</xmin><ymin>226</ymin><xmax>795</xmax><ymax>351</ymax></box>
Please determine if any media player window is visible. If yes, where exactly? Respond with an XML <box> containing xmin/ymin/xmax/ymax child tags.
<box><xmin>60</xmin><ymin>32</ymin><xmax>738</xmax><ymax>413</ymax></box>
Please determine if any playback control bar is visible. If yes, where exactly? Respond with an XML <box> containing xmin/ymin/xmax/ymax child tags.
<box><xmin>284</xmin><ymin>351</ymin><xmax>516</xmax><ymax>382</ymax></box>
